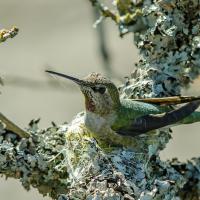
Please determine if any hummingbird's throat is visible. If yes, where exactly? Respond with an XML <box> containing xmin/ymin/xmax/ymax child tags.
<box><xmin>85</xmin><ymin>96</ymin><xmax>95</xmax><ymax>113</ymax></box>
<box><xmin>84</xmin><ymin>94</ymin><xmax>112</xmax><ymax>115</ymax></box>
<box><xmin>82</xmin><ymin>86</ymin><xmax>117</xmax><ymax>116</ymax></box>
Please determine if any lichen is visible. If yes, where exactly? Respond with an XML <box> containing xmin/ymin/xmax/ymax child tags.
<box><xmin>115</xmin><ymin>0</ymin><xmax>200</xmax><ymax>98</ymax></box>
<box><xmin>0</xmin><ymin>119</ymin><xmax>176</xmax><ymax>199</ymax></box>
<box><xmin>0</xmin><ymin>26</ymin><xmax>18</xmax><ymax>43</ymax></box>
<box><xmin>0</xmin><ymin>113</ymin><xmax>199</xmax><ymax>199</ymax></box>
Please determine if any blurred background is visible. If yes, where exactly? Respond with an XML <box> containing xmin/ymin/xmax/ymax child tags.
<box><xmin>0</xmin><ymin>0</ymin><xmax>200</xmax><ymax>199</ymax></box>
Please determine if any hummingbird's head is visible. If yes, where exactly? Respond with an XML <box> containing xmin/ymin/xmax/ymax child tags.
<box><xmin>46</xmin><ymin>70</ymin><xmax>120</xmax><ymax>116</ymax></box>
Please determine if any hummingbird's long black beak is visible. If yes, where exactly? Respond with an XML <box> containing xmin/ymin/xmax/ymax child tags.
<box><xmin>45</xmin><ymin>70</ymin><xmax>84</xmax><ymax>86</ymax></box>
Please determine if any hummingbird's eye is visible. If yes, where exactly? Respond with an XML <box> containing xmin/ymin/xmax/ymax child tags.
<box><xmin>92</xmin><ymin>86</ymin><xmax>106</xmax><ymax>94</ymax></box>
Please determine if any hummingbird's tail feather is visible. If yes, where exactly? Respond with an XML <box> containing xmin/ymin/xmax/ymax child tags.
<box><xmin>133</xmin><ymin>96</ymin><xmax>200</xmax><ymax>106</ymax></box>
<box><xmin>116</xmin><ymin>100</ymin><xmax>200</xmax><ymax>137</ymax></box>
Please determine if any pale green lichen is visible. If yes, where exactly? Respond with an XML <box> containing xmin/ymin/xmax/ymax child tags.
<box><xmin>116</xmin><ymin>0</ymin><xmax>200</xmax><ymax>98</ymax></box>
<box><xmin>0</xmin><ymin>26</ymin><xmax>18</xmax><ymax>43</ymax></box>
<box><xmin>0</xmin><ymin>115</ymin><xmax>199</xmax><ymax>199</ymax></box>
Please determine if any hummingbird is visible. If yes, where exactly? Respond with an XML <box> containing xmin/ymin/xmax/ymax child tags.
<box><xmin>46</xmin><ymin>70</ymin><xmax>200</xmax><ymax>138</ymax></box>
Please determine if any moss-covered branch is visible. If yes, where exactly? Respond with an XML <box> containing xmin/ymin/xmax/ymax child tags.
<box><xmin>0</xmin><ymin>26</ymin><xmax>18</xmax><ymax>43</ymax></box>
<box><xmin>0</xmin><ymin>118</ymin><xmax>200</xmax><ymax>199</ymax></box>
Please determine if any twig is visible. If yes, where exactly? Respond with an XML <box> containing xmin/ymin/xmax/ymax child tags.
<box><xmin>0</xmin><ymin>26</ymin><xmax>19</xmax><ymax>43</ymax></box>
<box><xmin>0</xmin><ymin>112</ymin><xmax>30</xmax><ymax>138</ymax></box>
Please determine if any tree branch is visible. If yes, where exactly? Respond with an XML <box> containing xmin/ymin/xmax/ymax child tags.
<box><xmin>0</xmin><ymin>26</ymin><xmax>18</xmax><ymax>43</ymax></box>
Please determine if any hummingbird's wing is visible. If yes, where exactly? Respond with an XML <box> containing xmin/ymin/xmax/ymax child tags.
<box><xmin>133</xmin><ymin>96</ymin><xmax>200</xmax><ymax>106</ymax></box>
<box><xmin>116</xmin><ymin>100</ymin><xmax>200</xmax><ymax>137</ymax></box>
